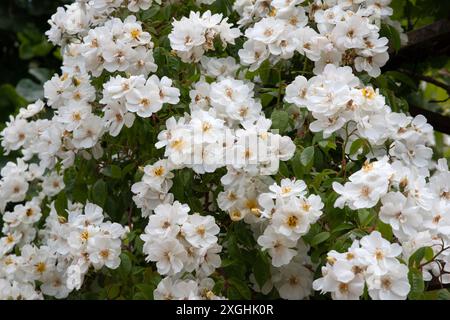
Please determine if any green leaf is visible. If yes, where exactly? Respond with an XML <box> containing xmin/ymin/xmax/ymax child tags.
<box><xmin>409</xmin><ymin>247</ymin><xmax>424</xmax><ymax>268</ymax></box>
<box><xmin>310</xmin><ymin>232</ymin><xmax>330</xmax><ymax>246</ymax></box>
<box><xmin>220</xmin><ymin>259</ymin><xmax>236</xmax><ymax>268</ymax></box>
<box><xmin>291</xmin><ymin>152</ymin><xmax>304</xmax><ymax>178</ymax></box>
<box><xmin>358</xmin><ymin>209</ymin><xmax>374</xmax><ymax>227</ymax></box>
<box><xmin>278</xmin><ymin>161</ymin><xmax>289</xmax><ymax>177</ymax></box>
<box><xmin>133</xmin><ymin>292</ymin><xmax>148</xmax><ymax>300</ymax></box>
<box><xmin>271</xmin><ymin>110</ymin><xmax>289</xmax><ymax>134</ymax></box>
<box><xmin>253</xmin><ymin>252</ymin><xmax>271</xmax><ymax>288</ymax></box>
<box><xmin>227</xmin><ymin>286</ymin><xmax>243</xmax><ymax>300</ymax></box>
<box><xmin>376</xmin><ymin>220</ymin><xmax>393</xmax><ymax>241</ymax></box>
<box><xmin>331</xmin><ymin>223</ymin><xmax>354</xmax><ymax>234</ymax></box>
<box><xmin>29</xmin><ymin>67</ymin><xmax>51</xmax><ymax>84</ymax></box>
<box><xmin>385</xmin><ymin>71</ymin><xmax>417</xmax><ymax>90</ymax></box>
<box><xmin>381</xmin><ymin>23</ymin><xmax>402</xmax><ymax>52</ymax></box>
<box><xmin>106</xmin><ymin>284</ymin><xmax>121</xmax><ymax>300</ymax></box>
<box><xmin>300</xmin><ymin>146</ymin><xmax>315</xmax><ymax>166</ymax></box>
<box><xmin>162</xmin><ymin>4</ymin><xmax>172</xmax><ymax>21</ymax></box>
<box><xmin>408</xmin><ymin>246</ymin><xmax>434</xmax><ymax>268</ymax></box>
<box><xmin>118</xmin><ymin>253</ymin><xmax>132</xmax><ymax>276</ymax></box>
<box><xmin>389</xmin><ymin>25</ymin><xmax>402</xmax><ymax>52</ymax></box>
<box><xmin>0</xmin><ymin>84</ymin><xmax>27</xmax><ymax>122</ymax></box>
<box><xmin>213</xmin><ymin>279</ymin><xmax>225</xmax><ymax>295</ymax></box>
<box><xmin>17</xmin><ymin>28</ymin><xmax>53</xmax><ymax>60</ymax></box>
<box><xmin>92</xmin><ymin>179</ymin><xmax>107</xmax><ymax>207</ymax></box>
<box><xmin>54</xmin><ymin>192</ymin><xmax>68</xmax><ymax>217</ymax></box>
<box><xmin>437</xmin><ymin>289</ymin><xmax>450</xmax><ymax>300</ymax></box>
<box><xmin>424</xmin><ymin>247</ymin><xmax>434</xmax><ymax>262</ymax></box>
<box><xmin>135</xmin><ymin>284</ymin><xmax>155</xmax><ymax>300</ymax></box>
<box><xmin>228</xmin><ymin>278</ymin><xmax>252</xmax><ymax>300</ymax></box>
<box><xmin>408</xmin><ymin>268</ymin><xmax>424</xmax><ymax>300</ymax></box>
<box><xmin>258</xmin><ymin>60</ymin><xmax>271</xmax><ymax>83</ymax></box>
<box><xmin>349</xmin><ymin>138</ymin><xmax>365</xmax><ymax>156</ymax></box>
<box><xmin>122</xmin><ymin>163</ymin><xmax>136</xmax><ymax>177</ymax></box>
<box><xmin>16</xmin><ymin>78</ymin><xmax>44</xmax><ymax>102</ymax></box>
<box><xmin>261</xmin><ymin>92</ymin><xmax>276</xmax><ymax>107</ymax></box>
<box><xmin>102</xmin><ymin>165</ymin><xmax>122</xmax><ymax>179</ymax></box>
<box><xmin>141</xmin><ymin>5</ymin><xmax>160</xmax><ymax>21</ymax></box>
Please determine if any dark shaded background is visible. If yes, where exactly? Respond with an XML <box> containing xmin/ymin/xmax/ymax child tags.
<box><xmin>0</xmin><ymin>0</ymin><xmax>70</xmax><ymax>122</ymax></box>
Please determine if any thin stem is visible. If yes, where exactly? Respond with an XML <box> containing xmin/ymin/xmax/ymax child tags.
<box><xmin>419</xmin><ymin>245</ymin><xmax>450</xmax><ymax>269</ymax></box>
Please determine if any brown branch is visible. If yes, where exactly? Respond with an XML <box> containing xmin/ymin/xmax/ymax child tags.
<box><xmin>400</xmin><ymin>70</ymin><xmax>450</xmax><ymax>93</ymax></box>
<box><xmin>429</xmin><ymin>97</ymin><xmax>450</xmax><ymax>104</ymax></box>
<box><xmin>409</xmin><ymin>105</ymin><xmax>450</xmax><ymax>134</ymax></box>
<box><xmin>383</xmin><ymin>19</ymin><xmax>450</xmax><ymax>70</ymax></box>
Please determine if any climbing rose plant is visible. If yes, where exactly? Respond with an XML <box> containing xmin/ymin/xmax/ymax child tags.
<box><xmin>0</xmin><ymin>0</ymin><xmax>449</xmax><ymax>300</ymax></box>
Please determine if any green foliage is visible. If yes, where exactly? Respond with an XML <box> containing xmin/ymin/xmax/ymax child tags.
<box><xmin>0</xmin><ymin>0</ymin><xmax>65</xmax><ymax>139</ymax></box>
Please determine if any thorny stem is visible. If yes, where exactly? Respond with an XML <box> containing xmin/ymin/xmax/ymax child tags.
<box><xmin>340</xmin><ymin>123</ymin><xmax>350</xmax><ymax>178</ymax></box>
<box><xmin>419</xmin><ymin>242</ymin><xmax>450</xmax><ymax>269</ymax></box>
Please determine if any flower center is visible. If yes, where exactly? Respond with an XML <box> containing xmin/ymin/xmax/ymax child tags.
<box><xmin>100</xmin><ymin>249</ymin><xmax>110</xmax><ymax>259</ymax></box>
<box><xmin>196</xmin><ymin>225</ymin><xmax>206</xmax><ymax>237</ymax></box>
<box><xmin>81</xmin><ymin>230</ymin><xmax>89</xmax><ymax>241</ymax></box>
<box><xmin>361</xmin><ymin>87</ymin><xmax>375</xmax><ymax>100</ymax></box>
<box><xmin>360</xmin><ymin>186</ymin><xmax>370</xmax><ymax>197</ymax></box>
<box><xmin>381</xmin><ymin>278</ymin><xmax>392</xmax><ymax>290</ymax></box>
<box><xmin>264</xmin><ymin>28</ymin><xmax>274</xmax><ymax>37</ymax></box>
<box><xmin>154</xmin><ymin>166</ymin><xmax>165</xmax><ymax>176</ymax></box>
<box><xmin>339</xmin><ymin>283</ymin><xmax>349</xmax><ymax>294</ymax></box>
<box><xmin>287</xmin><ymin>215</ymin><xmax>299</xmax><ymax>227</ymax></box>
<box><xmin>289</xmin><ymin>276</ymin><xmax>299</xmax><ymax>286</ymax></box>
<box><xmin>131</xmin><ymin>29</ymin><xmax>140</xmax><ymax>39</ymax></box>
<box><xmin>26</xmin><ymin>208</ymin><xmax>34</xmax><ymax>217</ymax></box>
<box><xmin>170</xmin><ymin>139</ymin><xmax>184</xmax><ymax>150</ymax></box>
<box><xmin>281</xmin><ymin>187</ymin><xmax>292</xmax><ymax>194</ymax></box>
<box><xmin>202</xmin><ymin>122</ymin><xmax>212</xmax><ymax>132</ymax></box>
<box><xmin>375</xmin><ymin>249</ymin><xmax>384</xmax><ymax>260</ymax></box>
<box><xmin>35</xmin><ymin>262</ymin><xmax>46</xmax><ymax>273</ymax></box>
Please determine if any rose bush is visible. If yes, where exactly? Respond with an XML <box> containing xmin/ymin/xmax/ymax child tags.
<box><xmin>0</xmin><ymin>0</ymin><xmax>449</xmax><ymax>300</ymax></box>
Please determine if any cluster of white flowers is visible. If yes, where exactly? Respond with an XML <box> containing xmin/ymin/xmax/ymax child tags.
<box><xmin>220</xmin><ymin>177</ymin><xmax>321</xmax><ymax>301</ymax></box>
<box><xmin>1</xmin><ymin>6</ymin><xmax>168</xmax><ymax>218</ymax></box>
<box><xmin>199</xmin><ymin>56</ymin><xmax>241</xmax><ymax>80</ymax></box>
<box><xmin>333</xmin><ymin>157</ymin><xmax>394</xmax><ymax>210</ymax></box>
<box><xmin>46</xmin><ymin>1</ymin><xmax>105</xmax><ymax>46</ymax></box>
<box><xmin>132</xmin><ymin>159</ymin><xmax>175</xmax><ymax>217</ymax></box>
<box><xmin>257</xmin><ymin>179</ymin><xmax>324</xmax><ymax>267</ymax></box>
<box><xmin>191</xmin><ymin>76</ymin><xmax>262</xmax><ymax>125</ymax></box>
<box><xmin>313</xmin><ymin>231</ymin><xmax>410</xmax><ymax>300</ymax></box>
<box><xmin>169</xmin><ymin>10</ymin><xmax>241</xmax><ymax>63</ymax></box>
<box><xmin>249</xmin><ymin>239</ymin><xmax>315</xmax><ymax>300</ymax></box>
<box><xmin>0</xmin><ymin>160</ymin><xmax>31</xmax><ymax>213</ymax></box>
<box><xmin>0</xmin><ymin>156</ymin><xmax>65</xmax><ymax>213</ymax></box>
<box><xmin>236</xmin><ymin>0</ymin><xmax>405</xmax><ymax>76</ymax></box>
<box><xmin>279</xmin><ymin>64</ymin><xmax>450</xmax><ymax>298</ymax></box>
<box><xmin>0</xmin><ymin>202</ymin><xmax>127</xmax><ymax>299</ymax></box>
<box><xmin>229</xmin><ymin>178</ymin><xmax>324</xmax><ymax>300</ymax></box>
<box><xmin>101</xmin><ymin>74</ymin><xmax>180</xmax><ymax>125</ymax></box>
<box><xmin>154</xmin><ymin>276</ymin><xmax>225</xmax><ymax>300</ymax></box>
<box><xmin>217</xmin><ymin>170</ymin><xmax>272</xmax><ymax>223</ymax></box>
<box><xmin>128</xmin><ymin>65</ymin><xmax>303</xmax><ymax>300</ymax></box>
<box><xmin>140</xmin><ymin>202</ymin><xmax>224</xmax><ymax>299</ymax></box>
<box><xmin>334</xmin><ymin>157</ymin><xmax>450</xmax><ymax>284</ymax></box>
<box><xmin>218</xmin><ymin>176</ymin><xmax>323</xmax><ymax>300</ymax></box>
<box><xmin>0</xmin><ymin>197</ymin><xmax>43</xmax><ymax>257</ymax></box>
<box><xmin>131</xmin><ymin>75</ymin><xmax>297</xmax><ymax>216</ymax></box>
<box><xmin>78</xmin><ymin>16</ymin><xmax>156</xmax><ymax>76</ymax></box>
<box><xmin>285</xmin><ymin>64</ymin><xmax>435</xmax><ymax>154</ymax></box>
<box><xmin>46</xmin><ymin>1</ymin><xmax>165</xmax><ymax>46</ymax></box>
